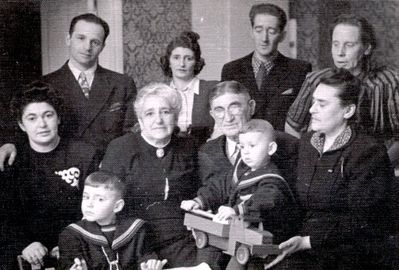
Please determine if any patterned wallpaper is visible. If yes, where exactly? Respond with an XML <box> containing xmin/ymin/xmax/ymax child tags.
<box><xmin>122</xmin><ymin>0</ymin><xmax>399</xmax><ymax>86</ymax></box>
<box><xmin>122</xmin><ymin>0</ymin><xmax>191</xmax><ymax>89</ymax></box>
<box><xmin>350</xmin><ymin>0</ymin><xmax>399</xmax><ymax>69</ymax></box>
<box><xmin>292</xmin><ymin>0</ymin><xmax>399</xmax><ymax>70</ymax></box>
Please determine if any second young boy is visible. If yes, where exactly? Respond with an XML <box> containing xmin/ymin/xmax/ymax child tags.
<box><xmin>58</xmin><ymin>171</ymin><xmax>166</xmax><ymax>270</ymax></box>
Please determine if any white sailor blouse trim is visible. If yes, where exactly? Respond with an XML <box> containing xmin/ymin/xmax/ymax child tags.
<box><xmin>67</xmin><ymin>218</ymin><xmax>145</xmax><ymax>249</ymax></box>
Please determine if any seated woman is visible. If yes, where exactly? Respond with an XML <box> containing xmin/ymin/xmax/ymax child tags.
<box><xmin>9</xmin><ymin>82</ymin><xmax>99</xmax><ymax>268</ymax></box>
<box><xmin>160</xmin><ymin>31</ymin><xmax>218</xmax><ymax>146</ymax></box>
<box><xmin>263</xmin><ymin>69</ymin><xmax>395</xmax><ymax>270</ymax></box>
<box><xmin>101</xmin><ymin>83</ymin><xmax>208</xmax><ymax>268</ymax></box>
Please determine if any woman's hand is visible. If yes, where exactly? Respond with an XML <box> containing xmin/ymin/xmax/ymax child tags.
<box><xmin>70</xmin><ymin>258</ymin><xmax>88</xmax><ymax>270</ymax></box>
<box><xmin>180</xmin><ymin>200</ymin><xmax>200</xmax><ymax>211</ymax></box>
<box><xmin>22</xmin><ymin>242</ymin><xmax>48</xmax><ymax>266</ymax></box>
<box><xmin>0</xmin><ymin>143</ymin><xmax>17</xmax><ymax>171</ymax></box>
<box><xmin>215</xmin><ymin>206</ymin><xmax>236</xmax><ymax>222</ymax></box>
<box><xmin>264</xmin><ymin>236</ymin><xmax>311</xmax><ymax>269</ymax></box>
<box><xmin>140</xmin><ymin>259</ymin><xmax>168</xmax><ymax>270</ymax></box>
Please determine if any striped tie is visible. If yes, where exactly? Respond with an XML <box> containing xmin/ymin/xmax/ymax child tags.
<box><xmin>78</xmin><ymin>72</ymin><xmax>90</xmax><ymax>99</ymax></box>
<box><xmin>229</xmin><ymin>143</ymin><xmax>240</xmax><ymax>165</ymax></box>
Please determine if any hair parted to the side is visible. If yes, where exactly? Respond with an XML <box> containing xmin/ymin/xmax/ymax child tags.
<box><xmin>134</xmin><ymin>82</ymin><xmax>182</xmax><ymax>120</ymax></box>
<box><xmin>69</xmin><ymin>13</ymin><xmax>110</xmax><ymax>43</ymax></box>
<box><xmin>84</xmin><ymin>171</ymin><xmax>126</xmax><ymax>199</ymax></box>
<box><xmin>160</xmin><ymin>31</ymin><xmax>205</xmax><ymax>77</ymax></box>
<box><xmin>209</xmin><ymin>80</ymin><xmax>251</xmax><ymax>108</ymax></box>
<box><xmin>240</xmin><ymin>119</ymin><xmax>276</xmax><ymax>142</ymax></box>
<box><xmin>249</xmin><ymin>3</ymin><xmax>287</xmax><ymax>31</ymax></box>
<box><xmin>10</xmin><ymin>81</ymin><xmax>64</xmax><ymax>123</ymax></box>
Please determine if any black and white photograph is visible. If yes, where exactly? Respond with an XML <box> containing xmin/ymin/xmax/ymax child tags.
<box><xmin>1</xmin><ymin>0</ymin><xmax>398</xmax><ymax>269</ymax></box>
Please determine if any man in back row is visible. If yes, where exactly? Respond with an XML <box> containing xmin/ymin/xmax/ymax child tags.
<box><xmin>0</xmin><ymin>13</ymin><xmax>137</xmax><ymax>169</ymax></box>
<box><xmin>221</xmin><ymin>3</ymin><xmax>311</xmax><ymax>131</ymax></box>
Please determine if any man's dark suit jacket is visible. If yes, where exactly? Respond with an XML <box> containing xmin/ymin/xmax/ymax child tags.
<box><xmin>199</xmin><ymin>131</ymin><xmax>299</xmax><ymax>192</ymax></box>
<box><xmin>221</xmin><ymin>52</ymin><xmax>311</xmax><ymax>131</ymax></box>
<box><xmin>42</xmin><ymin>62</ymin><xmax>137</xmax><ymax>152</ymax></box>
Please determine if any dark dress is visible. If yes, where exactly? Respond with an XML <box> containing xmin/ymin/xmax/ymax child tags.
<box><xmin>13</xmin><ymin>138</ymin><xmax>98</xmax><ymax>257</ymax></box>
<box><xmin>273</xmin><ymin>128</ymin><xmax>395</xmax><ymax>270</ymax></box>
<box><xmin>101</xmin><ymin>132</ymin><xmax>200</xmax><ymax>268</ymax></box>
<box><xmin>0</xmin><ymin>165</ymin><xmax>22</xmax><ymax>269</ymax></box>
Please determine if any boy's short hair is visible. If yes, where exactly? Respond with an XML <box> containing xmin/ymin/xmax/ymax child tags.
<box><xmin>84</xmin><ymin>171</ymin><xmax>126</xmax><ymax>199</ymax></box>
<box><xmin>240</xmin><ymin>119</ymin><xmax>275</xmax><ymax>141</ymax></box>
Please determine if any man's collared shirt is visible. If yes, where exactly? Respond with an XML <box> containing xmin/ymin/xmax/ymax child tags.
<box><xmin>170</xmin><ymin>77</ymin><xmax>200</xmax><ymax>132</ymax></box>
<box><xmin>252</xmin><ymin>51</ymin><xmax>277</xmax><ymax>78</ymax></box>
<box><xmin>68</xmin><ymin>61</ymin><xmax>97</xmax><ymax>88</ymax></box>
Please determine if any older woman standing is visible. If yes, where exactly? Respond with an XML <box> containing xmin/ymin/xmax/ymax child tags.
<box><xmin>100</xmin><ymin>83</ymin><xmax>201</xmax><ymax>268</ymax></box>
<box><xmin>263</xmin><ymin>69</ymin><xmax>395</xmax><ymax>270</ymax></box>
<box><xmin>160</xmin><ymin>31</ymin><xmax>218</xmax><ymax>146</ymax></box>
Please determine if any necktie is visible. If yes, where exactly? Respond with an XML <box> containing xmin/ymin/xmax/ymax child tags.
<box><xmin>256</xmin><ymin>63</ymin><xmax>266</xmax><ymax>89</ymax></box>
<box><xmin>78</xmin><ymin>72</ymin><xmax>90</xmax><ymax>99</ymax></box>
<box><xmin>229</xmin><ymin>143</ymin><xmax>240</xmax><ymax>165</ymax></box>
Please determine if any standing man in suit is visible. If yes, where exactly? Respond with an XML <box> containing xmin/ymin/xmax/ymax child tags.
<box><xmin>0</xmin><ymin>13</ymin><xmax>137</xmax><ymax>169</ymax></box>
<box><xmin>221</xmin><ymin>3</ymin><xmax>311</xmax><ymax>131</ymax></box>
<box><xmin>44</xmin><ymin>13</ymin><xmax>137</xmax><ymax>152</ymax></box>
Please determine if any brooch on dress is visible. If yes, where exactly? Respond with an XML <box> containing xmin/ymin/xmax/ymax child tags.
<box><xmin>156</xmin><ymin>148</ymin><xmax>164</xmax><ymax>158</ymax></box>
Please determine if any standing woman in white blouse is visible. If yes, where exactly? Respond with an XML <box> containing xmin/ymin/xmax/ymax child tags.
<box><xmin>160</xmin><ymin>31</ymin><xmax>218</xmax><ymax>147</ymax></box>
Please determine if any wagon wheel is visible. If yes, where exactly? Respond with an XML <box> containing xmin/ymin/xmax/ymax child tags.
<box><xmin>236</xmin><ymin>244</ymin><xmax>250</xmax><ymax>265</ymax></box>
<box><xmin>195</xmin><ymin>231</ymin><xmax>208</xmax><ymax>249</ymax></box>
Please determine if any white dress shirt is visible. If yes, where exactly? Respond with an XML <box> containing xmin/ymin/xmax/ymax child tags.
<box><xmin>170</xmin><ymin>77</ymin><xmax>200</xmax><ymax>132</ymax></box>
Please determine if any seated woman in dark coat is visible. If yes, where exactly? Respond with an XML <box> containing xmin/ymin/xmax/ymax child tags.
<box><xmin>264</xmin><ymin>69</ymin><xmax>395</xmax><ymax>270</ymax></box>
<box><xmin>8</xmin><ymin>82</ymin><xmax>99</xmax><ymax>268</ymax></box>
<box><xmin>101</xmin><ymin>83</ymin><xmax>210</xmax><ymax>268</ymax></box>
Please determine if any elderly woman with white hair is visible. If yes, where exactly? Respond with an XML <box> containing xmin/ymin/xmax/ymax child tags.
<box><xmin>100</xmin><ymin>83</ymin><xmax>202</xmax><ymax>268</ymax></box>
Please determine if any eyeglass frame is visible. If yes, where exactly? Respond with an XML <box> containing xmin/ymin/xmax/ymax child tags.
<box><xmin>211</xmin><ymin>99</ymin><xmax>254</xmax><ymax>119</ymax></box>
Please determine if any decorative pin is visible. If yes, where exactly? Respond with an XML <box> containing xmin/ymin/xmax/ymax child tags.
<box><xmin>156</xmin><ymin>148</ymin><xmax>164</xmax><ymax>158</ymax></box>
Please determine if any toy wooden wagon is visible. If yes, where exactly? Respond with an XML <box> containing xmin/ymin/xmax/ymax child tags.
<box><xmin>183</xmin><ymin>209</ymin><xmax>281</xmax><ymax>265</ymax></box>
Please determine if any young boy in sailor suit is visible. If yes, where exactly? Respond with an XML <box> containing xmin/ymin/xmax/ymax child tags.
<box><xmin>58</xmin><ymin>171</ymin><xmax>167</xmax><ymax>270</ymax></box>
<box><xmin>181</xmin><ymin>119</ymin><xmax>298</xmax><ymax>268</ymax></box>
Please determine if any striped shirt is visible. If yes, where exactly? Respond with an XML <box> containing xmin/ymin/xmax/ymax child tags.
<box><xmin>286</xmin><ymin>66</ymin><xmax>399</xmax><ymax>140</ymax></box>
